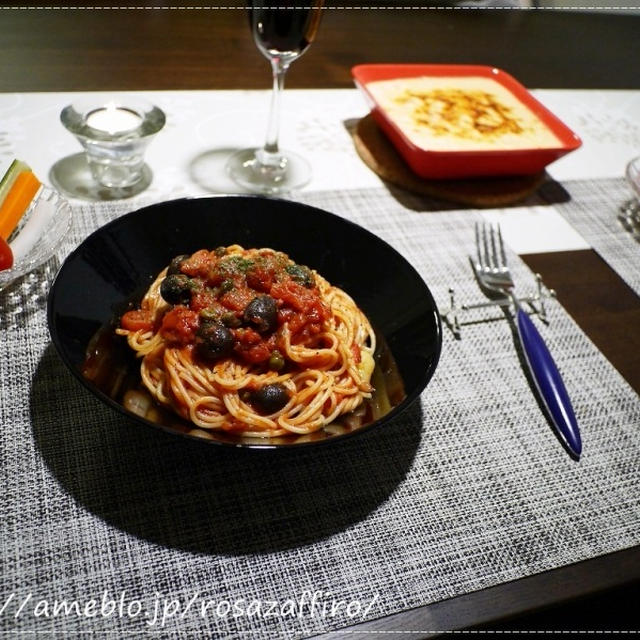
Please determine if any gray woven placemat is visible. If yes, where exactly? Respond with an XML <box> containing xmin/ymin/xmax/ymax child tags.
<box><xmin>1</xmin><ymin>186</ymin><xmax>639</xmax><ymax>638</ymax></box>
<box><xmin>545</xmin><ymin>177</ymin><xmax>640</xmax><ymax>296</ymax></box>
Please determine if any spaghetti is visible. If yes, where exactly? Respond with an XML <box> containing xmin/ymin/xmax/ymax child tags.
<box><xmin>116</xmin><ymin>245</ymin><xmax>376</xmax><ymax>437</ymax></box>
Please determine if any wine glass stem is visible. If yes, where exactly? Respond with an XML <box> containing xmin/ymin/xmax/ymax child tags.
<box><xmin>259</xmin><ymin>58</ymin><xmax>290</xmax><ymax>167</ymax></box>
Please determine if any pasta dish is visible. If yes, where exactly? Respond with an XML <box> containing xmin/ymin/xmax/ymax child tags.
<box><xmin>117</xmin><ymin>245</ymin><xmax>376</xmax><ymax>437</ymax></box>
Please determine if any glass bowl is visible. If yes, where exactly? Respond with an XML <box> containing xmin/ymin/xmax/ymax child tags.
<box><xmin>0</xmin><ymin>187</ymin><xmax>72</xmax><ymax>290</ymax></box>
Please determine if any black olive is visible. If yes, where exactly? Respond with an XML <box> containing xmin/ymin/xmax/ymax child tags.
<box><xmin>160</xmin><ymin>274</ymin><xmax>192</xmax><ymax>305</ymax></box>
<box><xmin>167</xmin><ymin>254</ymin><xmax>190</xmax><ymax>275</ymax></box>
<box><xmin>243</xmin><ymin>295</ymin><xmax>277</xmax><ymax>334</ymax></box>
<box><xmin>195</xmin><ymin>322</ymin><xmax>234</xmax><ymax>360</ymax></box>
<box><xmin>249</xmin><ymin>383</ymin><xmax>291</xmax><ymax>414</ymax></box>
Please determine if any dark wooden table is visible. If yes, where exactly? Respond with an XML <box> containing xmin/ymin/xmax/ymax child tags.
<box><xmin>2</xmin><ymin>4</ymin><xmax>639</xmax><ymax>636</ymax></box>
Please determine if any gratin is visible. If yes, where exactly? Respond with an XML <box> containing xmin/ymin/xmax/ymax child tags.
<box><xmin>365</xmin><ymin>75</ymin><xmax>561</xmax><ymax>152</ymax></box>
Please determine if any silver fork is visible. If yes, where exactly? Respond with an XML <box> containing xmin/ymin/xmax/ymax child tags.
<box><xmin>472</xmin><ymin>222</ymin><xmax>582</xmax><ymax>459</ymax></box>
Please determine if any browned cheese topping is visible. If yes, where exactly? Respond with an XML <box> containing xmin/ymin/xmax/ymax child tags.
<box><xmin>395</xmin><ymin>88</ymin><xmax>528</xmax><ymax>142</ymax></box>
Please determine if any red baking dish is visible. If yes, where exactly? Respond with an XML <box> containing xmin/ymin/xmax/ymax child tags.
<box><xmin>351</xmin><ymin>64</ymin><xmax>582</xmax><ymax>180</ymax></box>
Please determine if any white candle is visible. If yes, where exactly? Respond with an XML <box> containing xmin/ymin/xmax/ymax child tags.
<box><xmin>86</xmin><ymin>103</ymin><xmax>142</xmax><ymax>134</ymax></box>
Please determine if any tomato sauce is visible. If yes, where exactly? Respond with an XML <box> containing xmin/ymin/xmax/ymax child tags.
<box><xmin>160</xmin><ymin>307</ymin><xmax>199</xmax><ymax>344</ymax></box>
<box><xmin>122</xmin><ymin>247</ymin><xmax>331</xmax><ymax>369</ymax></box>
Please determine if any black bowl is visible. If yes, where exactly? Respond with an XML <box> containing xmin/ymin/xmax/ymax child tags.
<box><xmin>47</xmin><ymin>195</ymin><xmax>442</xmax><ymax>448</ymax></box>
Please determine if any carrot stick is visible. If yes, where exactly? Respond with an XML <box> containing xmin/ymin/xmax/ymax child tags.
<box><xmin>0</xmin><ymin>171</ymin><xmax>41</xmax><ymax>241</ymax></box>
<box><xmin>0</xmin><ymin>160</ymin><xmax>30</xmax><ymax>202</ymax></box>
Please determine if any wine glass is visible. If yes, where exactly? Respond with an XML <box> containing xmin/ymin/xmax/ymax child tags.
<box><xmin>620</xmin><ymin>155</ymin><xmax>640</xmax><ymax>238</ymax></box>
<box><xmin>226</xmin><ymin>1</ymin><xmax>324</xmax><ymax>194</ymax></box>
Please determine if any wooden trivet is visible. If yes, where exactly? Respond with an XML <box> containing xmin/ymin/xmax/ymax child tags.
<box><xmin>352</xmin><ymin>114</ymin><xmax>546</xmax><ymax>208</ymax></box>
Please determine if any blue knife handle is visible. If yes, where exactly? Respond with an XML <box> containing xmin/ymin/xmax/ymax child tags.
<box><xmin>515</xmin><ymin>308</ymin><xmax>582</xmax><ymax>458</ymax></box>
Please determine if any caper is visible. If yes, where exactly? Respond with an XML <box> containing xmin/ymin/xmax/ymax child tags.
<box><xmin>286</xmin><ymin>263</ymin><xmax>315</xmax><ymax>288</ymax></box>
<box><xmin>221</xmin><ymin>311</ymin><xmax>241</xmax><ymax>328</ymax></box>
<box><xmin>243</xmin><ymin>295</ymin><xmax>278</xmax><ymax>334</ymax></box>
<box><xmin>160</xmin><ymin>274</ymin><xmax>192</xmax><ymax>305</ymax></box>
<box><xmin>268</xmin><ymin>350</ymin><xmax>285</xmax><ymax>371</ymax></box>
<box><xmin>199</xmin><ymin>307</ymin><xmax>221</xmax><ymax>323</ymax></box>
<box><xmin>219</xmin><ymin>279</ymin><xmax>234</xmax><ymax>293</ymax></box>
<box><xmin>249</xmin><ymin>383</ymin><xmax>291</xmax><ymax>414</ymax></box>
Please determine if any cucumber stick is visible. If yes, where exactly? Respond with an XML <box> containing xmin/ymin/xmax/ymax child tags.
<box><xmin>0</xmin><ymin>159</ymin><xmax>32</xmax><ymax>206</ymax></box>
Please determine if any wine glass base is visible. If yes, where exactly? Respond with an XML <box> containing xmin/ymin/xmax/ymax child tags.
<box><xmin>226</xmin><ymin>148</ymin><xmax>311</xmax><ymax>195</ymax></box>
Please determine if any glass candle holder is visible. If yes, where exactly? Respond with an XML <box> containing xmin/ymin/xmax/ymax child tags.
<box><xmin>60</xmin><ymin>97</ymin><xmax>165</xmax><ymax>189</ymax></box>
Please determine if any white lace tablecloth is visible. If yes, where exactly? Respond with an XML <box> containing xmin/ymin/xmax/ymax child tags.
<box><xmin>1</xmin><ymin>87</ymin><xmax>639</xmax><ymax>254</ymax></box>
